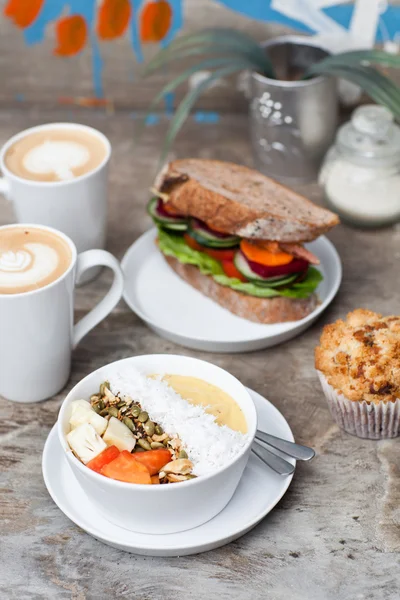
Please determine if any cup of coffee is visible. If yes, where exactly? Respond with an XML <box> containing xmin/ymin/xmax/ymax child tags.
<box><xmin>0</xmin><ymin>223</ymin><xmax>124</xmax><ymax>403</ymax></box>
<box><xmin>0</xmin><ymin>123</ymin><xmax>111</xmax><ymax>278</ymax></box>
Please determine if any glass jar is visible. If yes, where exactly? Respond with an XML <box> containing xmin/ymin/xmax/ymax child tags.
<box><xmin>319</xmin><ymin>104</ymin><xmax>400</xmax><ymax>227</ymax></box>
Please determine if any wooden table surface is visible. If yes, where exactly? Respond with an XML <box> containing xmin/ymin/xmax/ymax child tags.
<box><xmin>0</xmin><ymin>108</ymin><xmax>399</xmax><ymax>600</ymax></box>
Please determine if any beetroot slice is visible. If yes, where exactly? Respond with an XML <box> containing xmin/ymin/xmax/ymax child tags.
<box><xmin>156</xmin><ymin>198</ymin><xmax>185</xmax><ymax>219</ymax></box>
<box><xmin>242</xmin><ymin>252</ymin><xmax>309</xmax><ymax>277</ymax></box>
<box><xmin>191</xmin><ymin>218</ymin><xmax>234</xmax><ymax>239</ymax></box>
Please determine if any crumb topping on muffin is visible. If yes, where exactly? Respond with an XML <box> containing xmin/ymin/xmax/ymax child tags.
<box><xmin>315</xmin><ymin>309</ymin><xmax>400</xmax><ymax>404</ymax></box>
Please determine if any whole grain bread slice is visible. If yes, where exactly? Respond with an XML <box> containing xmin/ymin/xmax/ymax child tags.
<box><xmin>164</xmin><ymin>255</ymin><xmax>318</xmax><ymax>324</ymax></box>
<box><xmin>154</xmin><ymin>159</ymin><xmax>339</xmax><ymax>243</ymax></box>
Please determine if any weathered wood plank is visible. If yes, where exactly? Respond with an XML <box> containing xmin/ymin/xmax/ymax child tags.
<box><xmin>0</xmin><ymin>108</ymin><xmax>399</xmax><ymax>599</ymax></box>
<box><xmin>0</xmin><ymin>0</ymin><xmax>291</xmax><ymax>109</ymax></box>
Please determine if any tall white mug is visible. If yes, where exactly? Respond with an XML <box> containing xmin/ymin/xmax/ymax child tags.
<box><xmin>0</xmin><ymin>224</ymin><xmax>124</xmax><ymax>403</ymax></box>
<box><xmin>0</xmin><ymin>123</ymin><xmax>111</xmax><ymax>280</ymax></box>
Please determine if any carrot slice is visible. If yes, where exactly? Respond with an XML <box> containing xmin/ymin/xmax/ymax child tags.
<box><xmin>240</xmin><ymin>240</ymin><xmax>293</xmax><ymax>266</ymax></box>
<box><xmin>86</xmin><ymin>445</ymin><xmax>120</xmax><ymax>473</ymax></box>
<box><xmin>131</xmin><ymin>449</ymin><xmax>172</xmax><ymax>476</ymax></box>
<box><xmin>101</xmin><ymin>450</ymin><xmax>151</xmax><ymax>484</ymax></box>
<box><xmin>151</xmin><ymin>474</ymin><xmax>160</xmax><ymax>484</ymax></box>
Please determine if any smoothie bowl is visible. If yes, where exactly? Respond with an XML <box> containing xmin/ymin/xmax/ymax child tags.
<box><xmin>57</xmin><ymin>355</ymin><xmax>257</xmax><ymax>534</ymax></box>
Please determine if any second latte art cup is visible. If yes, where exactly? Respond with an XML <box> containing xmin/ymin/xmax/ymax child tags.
<box><xmin>0</xmin><ymin>224</ymin><xmax>124</xmax><ymax>403</ymax></box>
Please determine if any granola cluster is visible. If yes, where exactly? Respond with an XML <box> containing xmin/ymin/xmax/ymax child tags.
<box><xmin>90</xmin><ymin>381</ymin><xmax>196</xmax><ymax>483</ymax></box>
<box><xmin>315</xmin><ymin>309</ymin><xmax>400</xmax><ymax>404</ymax></box>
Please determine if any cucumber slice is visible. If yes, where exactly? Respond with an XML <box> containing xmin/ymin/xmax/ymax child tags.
<box><xmin>234</xmin><ymin>251</ymin><xmax>299</xmax><ymax>287</ymax></box>
<box><xmin>159</xmin><ymin>222</ymin><xmax>188</xmax><ymax>232</ymax></box>
<box><xmin>147</xmin><ymin>197</ymin><xmax>188</xmax><ymax>231</ymax></box>
<box><xmin>188</xmin><ymin>219</ymin><xmax>240</xmax><ymax>248</ymax></box>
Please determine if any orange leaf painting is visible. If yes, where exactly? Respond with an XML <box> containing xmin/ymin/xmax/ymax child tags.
<box><xmin>140</xmin><ymin>1</ymin><xmax>172</xmax><ymax>43</ymax></box>
<box><xmin>54</xmin><ymin>15</ymin><xmax>88</xmax><ymax>57</ymax></box>
<box><xmin>4</xmin><ymin>0</ymin><xmax>44</xmax><ymax>29</ymax></box>
<box><xmin>97</xmin><ymin>0</ymin><xmax>131</xmax><ymax>40</ymax></box>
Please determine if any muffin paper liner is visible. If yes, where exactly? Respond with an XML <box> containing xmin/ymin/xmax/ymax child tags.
<box><xmin>317</xmin><ymin>371</ymin><xmax>400</xmax><ymax>439</ymax></box>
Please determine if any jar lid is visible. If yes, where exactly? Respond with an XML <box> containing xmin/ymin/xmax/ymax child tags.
<box><xmin>337</xmin><ymin>104</ymin><xmax>400</xmax><ymax>164</ymax></box>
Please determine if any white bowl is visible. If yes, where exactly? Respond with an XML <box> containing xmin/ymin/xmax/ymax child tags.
<box><xmin>57</xmin><ymin>354</ymin><xmax>257</xmax><ymax>534</ymax></box>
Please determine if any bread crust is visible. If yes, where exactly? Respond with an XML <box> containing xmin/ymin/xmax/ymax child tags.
<box><xmin>154</xmin><ymin>159</ymin><xmax>339</xmax><ymax>243</ymax></box>
<box><xmin>164</xmin><ymin>255</ymin><xmax>318</xmax><ymax>324</ymax></box>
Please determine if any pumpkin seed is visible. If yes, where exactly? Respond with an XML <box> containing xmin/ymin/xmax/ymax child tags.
<box><xmin>155</xmin><ymin>425</ymin><xmax>163</xmax><ymax>435</ymax></box>
<box><xmin>117</xmin><ymin>401</ymin><xmax>125</xmax><ymax>408</ymax></box>
<box><xmin>100</xmin><ymin>408</ymin><xmax>109</xmax><ymax>417</ymax></box>
<box><xmin>151</xmin><ymin>442</ymin><xmax>164</xmax><ymax>449</ymax></box>
<box><xmin>138</xmin><ymin>411</ymin><xmax>149</xmax><ymax>423</ymax></box>
<box><xmin>99</xmin><ymin>381</ymin><xmax>110</xmax><ymax>395</ymax></box>
<box><xmin>107</xmin><ymin>406</ymin><xmax>119</xmax><ymax>418</ymax></box>
<box><xmin>90</xmin><ymin>394</ymin><xmax>100</xmax><ymax>402</ymax></box>
<box><xmin>138</xmin><ymin>438</ymin><xmax>151</xmax><ymax>451</ymax></box>
<box><xmin>178</xmin><ymin>449</ymin><xmax>188</xmax><ymax>459</ymax></box>
<box><xmin>123</xmin><ymin>417</ymin><xmax>135</xmax><ymax>431</ymax></box>
<box><xmin>134</xmin><ymin>447</ymin><xmax>145</xmax><ymax>453</ymax></box>
<box><xmin>163</xmin><ymin>438</ymin><xmax>170</xmax><ymax>447</ymax></box>
<box><xmin>131</xmin><ymin>405</ymin><xmax>141</xmax><ymax>418</ymax></box>
<box><xmin>152</xmin><ymin>433</ymin><xmax>168</xmax><ymax>443</ymax></box>
<box><xmin>97</xmin><ymin>400</ymin><xmax>104</xmax><ymax>410</ymax></box>
<box><xmin>143</xmin><ymin>420</ymin><xmax>155</xmax><ymax>436</ymax></box>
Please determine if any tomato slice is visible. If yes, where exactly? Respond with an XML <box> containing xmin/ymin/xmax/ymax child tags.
<box><xmin>204</xmin><ymin>247</ymin><xmax>236</xmax><ymax>261</ymax></box>
<box><xmin>240</xmin><ymin>239</ymin><xmax>293</xmax><ymax>266</ymax></box>
<box><xmin>183</xmin><ymin>233</ymin><xmax>204</xmax><ymax>252</ymax></box>
<box><xmin>221</xmin><ymin>260</ymin><xmax>248</xmax><ymax>282</ymax></box>
<box><xmin>183</xmin><ymin>233</ymin><xmax>236</xmax><ymax>261</ymax></box>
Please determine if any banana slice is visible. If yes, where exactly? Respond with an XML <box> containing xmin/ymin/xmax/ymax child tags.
<box><xmin>67</xmin><ymin>423</ymin><xmax>107</xmax><ymax>464</ymax></box>
<box><xmin>69</xmin><ymin>400</ymin><xmax>107</xmax><ymax>436</ymax></box>
<box><xmin>103</xmin><ymin>417</ymin><xmax>136</xmax><ymax>452</ymax></box>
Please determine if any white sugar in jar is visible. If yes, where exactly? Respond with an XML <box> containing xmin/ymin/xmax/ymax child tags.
<box><xmin>319</xmin><ymin>105</ymin><xmax>400</xmax><ymax>227</ymax></box>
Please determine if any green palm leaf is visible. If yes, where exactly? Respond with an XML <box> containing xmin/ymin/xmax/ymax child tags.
<box><xmin>160</xmin><ymin>65</ymin><xmax>248</xmax><ymax>164</ymax></box>
<box><xmin>144</xmin><ymin>43</ymin><xmax>269</xmax><ymax>77</ymax></box>
<box><xmin>306</xmin><ymin>49</ymin><xmax>400</xmax><ymax>74</ymax></box>
<box><xmin>144</xmin><ymin>28</ymin><xmax>275</xmax><ymax>78</ymax></box>
<box><xmin>306</xmin><ymin>63</ymin><xmax>400</xmax><ymax>119</ymax></box>
<box><xmin>135</xmin><ymin>57</ymin><xmax>253</xmax><ymax>144</ymax></box>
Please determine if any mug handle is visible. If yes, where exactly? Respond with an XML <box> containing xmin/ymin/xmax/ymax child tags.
<box><xmin>72</xmin><ymin>249</ymin><xmax>124</xmax><ymax>349</ymax></box>
<box><xmin>0</xmin><ymin>177</ymin><xmax>10</xmax><ymax>199</ymax></box>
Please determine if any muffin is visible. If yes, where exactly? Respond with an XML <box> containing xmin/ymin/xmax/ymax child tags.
<box><xmin>315</xmin><ymin>309</ymin><xmax>400</xmax><ymax>439</ymax></box>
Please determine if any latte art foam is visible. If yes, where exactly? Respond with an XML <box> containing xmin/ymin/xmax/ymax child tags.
<box><xmin>0</xmin><ymin>249</ymin><xmax>32</xmax><ymax>272</ymax></box>
<box><xmin>0</xmin><ymin>227</ymin><xmax>72</xmax><ymax>295</ymax></box>
<box><xmin>5</xmin><ymin>127</ymin><xmax>107</xmax><ymax>183</ymax></box>
<box><xmin>23</xmin><ymin>140</ymin><xmax>90</xmax><ymax>181</ymax></box>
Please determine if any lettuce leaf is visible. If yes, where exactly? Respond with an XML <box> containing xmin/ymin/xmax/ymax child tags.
<box><xmin>157</xmin><ymin>229</ymin><xmax>322</xmax><ymax>299</ymax></box>
<box><xmin>158</xmin><ymin>228</ymin><xmax>224</xmax><ymax>276</ymax></box>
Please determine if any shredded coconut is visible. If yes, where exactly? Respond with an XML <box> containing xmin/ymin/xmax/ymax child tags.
<box><xmin>109</xmin><ymin>368</ymin><xmax>249</xmax><ymax>476</ymax></box>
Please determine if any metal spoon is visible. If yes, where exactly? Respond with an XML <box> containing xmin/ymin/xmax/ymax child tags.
<box><xmin>256</xmin><ymin>430</ymin><xmax>315</xmax><ymax>461</ymax></box>
<box><xmin>251</xmin><ymin>441</ymin><xmax>295</xmax><ymax>476</ymax></box>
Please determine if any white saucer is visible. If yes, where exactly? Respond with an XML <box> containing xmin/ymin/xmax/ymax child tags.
<box><xmin>121</xmin><ymin>228</ymin><xmax>342</xmax><ymax>352</ymax></box>
<box><xmin>42</xmin><ymin>388</ymin><xmax>295</xmax><ymax>557</ymax></box>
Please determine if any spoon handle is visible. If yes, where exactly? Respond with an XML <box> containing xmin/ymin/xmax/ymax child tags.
<box><xmin>252</xmin><ymin>442</ymin><xmax>295</xmax><ymax>476</ymax></box>
<box><xmin>256</xmin><ymin>430</ymin><xmax>315</xmax><ymax>461</ymax></box>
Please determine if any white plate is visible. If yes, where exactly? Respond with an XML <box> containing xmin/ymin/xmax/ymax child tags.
<box><xmin>42</xmin><ymin>388</ymin><xmax>295</xmax><ymax>557</ymax></box>
<box><xmin>121</xmin><ymin>228</ymin><xmax>342</xmax><ymax>352</ymax></box>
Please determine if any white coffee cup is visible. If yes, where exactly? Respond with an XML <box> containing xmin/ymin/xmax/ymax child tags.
<box><xmin>0</xmin><ymin>123</ymin><xmax>110</xmax><ymax>262</ymax></box>
<box><xmin>0</xmin><ymin>224</ymin><xmax>124</xmax><ymax>403</ymax></box>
